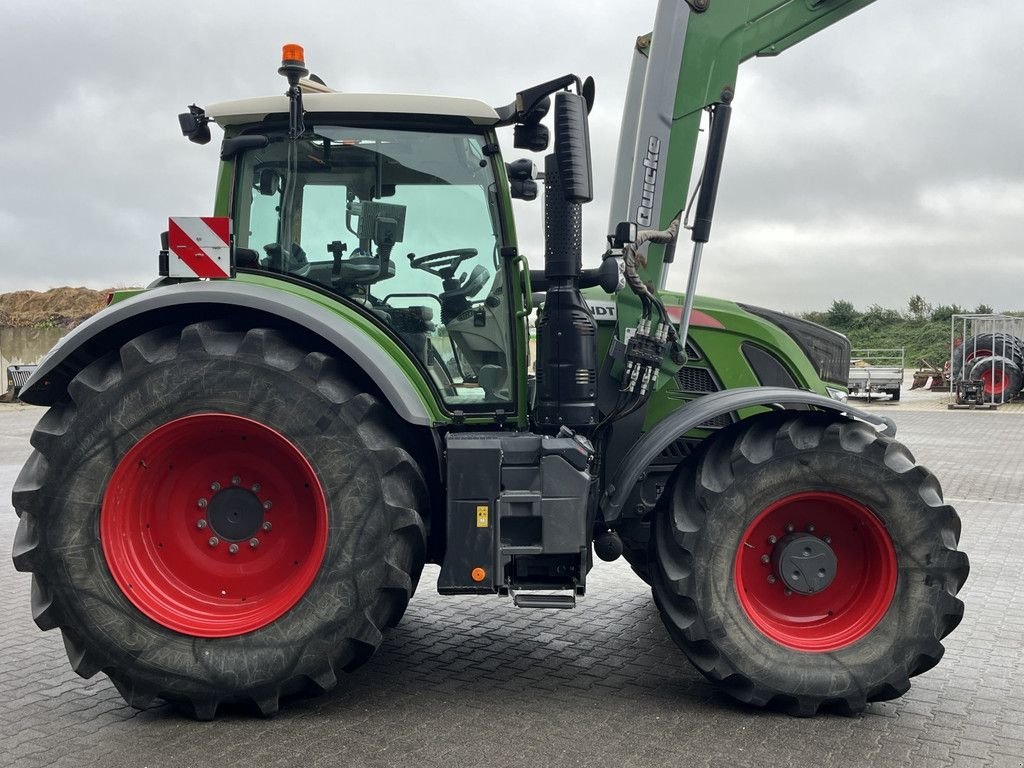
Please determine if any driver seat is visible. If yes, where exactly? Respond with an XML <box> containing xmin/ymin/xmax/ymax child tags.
<box><xmin>440</xmin><ymin>264</ymin><xmax>490</xmax><ymax>324</ymax></box>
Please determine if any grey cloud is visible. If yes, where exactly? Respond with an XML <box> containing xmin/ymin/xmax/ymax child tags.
<box><xmin>2</xmin><ymin>1</ymin><xmax>1021</xmax><ymax>315</ymax></box>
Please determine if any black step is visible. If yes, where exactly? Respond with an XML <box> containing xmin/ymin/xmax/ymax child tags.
<box><xmin>512</xmin><ymin>592</ymin><xmax>576</xmax><ymax>609</ymax></box>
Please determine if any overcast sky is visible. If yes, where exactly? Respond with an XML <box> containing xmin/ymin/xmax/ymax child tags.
<box><xmin>2</xmin><ymin>1</ymin><xmax>1022</xmax><ymax>314</ymax></box>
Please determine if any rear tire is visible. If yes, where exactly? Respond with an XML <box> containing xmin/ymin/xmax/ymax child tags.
<box><xmin>652</xmin><ymin>412</ymin><xmax>968</xmax><ymax>715</ymax></box>
<box><xmin>951</xmin><ymin>332</ymin><xmax>1024</xmax><ymax>384</ymax></box>
<box><xmin>12</xmin><ymin>322</ymin><xmax>427</xmax><ymax>719</ymax></box>
<box><xmin>967</xmin><ymin>355</ymin><xmax>1022</xmax><ymax>401</ymax></box>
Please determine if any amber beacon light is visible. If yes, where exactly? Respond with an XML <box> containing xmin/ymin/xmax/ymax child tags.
<box><xmin>281</xmin><ymin>43</ymin><xmax>305</xmax><ymax>67</ymax></box>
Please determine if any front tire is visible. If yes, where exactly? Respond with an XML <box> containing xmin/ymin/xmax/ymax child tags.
<box><xmin>652</xmin><ymin>412</ymin><xmax>968</xmax><ymax>715</ymax></box>
<box><xmin>12</xmin><ymin>322</ymin><xmax>427</xmax><ymax>719</ymax></box>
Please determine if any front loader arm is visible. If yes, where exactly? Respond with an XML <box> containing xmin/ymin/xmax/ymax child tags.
<box><xmin>614</xmin><ymin>0</ymin><xmax>877</xmax><ymax>291</ymax></box>
<box><xmin>677</xmin><ymin>0</ymin><xmax>878</xmax><ymax>115</ymax></box>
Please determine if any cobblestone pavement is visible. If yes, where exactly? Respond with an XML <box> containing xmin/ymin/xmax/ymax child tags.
<box><xmin>2</xmin><ymin>403</ymin><xmax>1023</xmax><ymax>768</ymax></box>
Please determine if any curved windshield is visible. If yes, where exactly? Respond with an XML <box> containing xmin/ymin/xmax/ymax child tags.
<box><xmin>235</xmin><ymin>126</ymin><xmax>512</xmax><ymax>406</ymax></box>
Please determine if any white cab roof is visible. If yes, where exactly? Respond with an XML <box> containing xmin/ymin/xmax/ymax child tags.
<box><xmin>206</xmin><ymin>92</ymin><xmax>499</xmax><ymax>127</ymax></box>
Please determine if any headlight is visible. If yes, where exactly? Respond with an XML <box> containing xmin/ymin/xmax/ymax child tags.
<box><xmin>740</xmin><ymin>304</ymin><xmax>851</xmax><ymax>386</ymax></box>
<box><xmin>826</xmin><ymin>387</ymin><xmax>849</xmax><ymax>403</ymax></box>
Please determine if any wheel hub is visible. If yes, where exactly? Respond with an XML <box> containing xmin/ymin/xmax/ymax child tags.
<box><xmin>207</xmin><ymin>487</ymin><xmax>265</xmax><ymax>541</ymax></box>
<box><xmin>771</xmin><ymin>533</ymin><xmax>837</xmax><ymax>595</ymax></box>
<box><xmin>733</xmin><ymin>491</ymin><xmax>898</xmax><ymax>652</ymax></box>
<box><xmin>100</xmin><ymin>413</ymin><xmax>328</xmax><ymax>638</ymax></box>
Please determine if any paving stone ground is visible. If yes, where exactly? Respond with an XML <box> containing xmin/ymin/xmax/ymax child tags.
<box><xmin>1</xmin><ymin>402</ymin><xmax>1022</xmax><ymax>768</ymax></box>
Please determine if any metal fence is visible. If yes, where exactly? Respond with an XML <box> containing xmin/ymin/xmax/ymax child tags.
<box><xmin>950</xmin><ymin>314</ymin><xmax>1024</xmax><ymax>405</ymax></box>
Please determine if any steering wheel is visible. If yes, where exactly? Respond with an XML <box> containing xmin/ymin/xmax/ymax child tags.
<box><xmin>407</xmin><ymin>248</ymin><xmax>478</xmax><ymax>278</ymax></box>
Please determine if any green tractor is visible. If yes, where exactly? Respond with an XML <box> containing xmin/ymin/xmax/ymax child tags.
<box><xmin>12</xmin><ymin>2</ymin><xmax>967</xmax><ymax>719</ymax></box>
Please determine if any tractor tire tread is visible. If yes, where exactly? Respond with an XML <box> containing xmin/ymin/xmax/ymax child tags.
<box><xmin>11</xmin><ymin>321</ymin><xmax>427</xmax><ymax>720</ymax></box>
<box><xmin>652</xmin><ymin>411</ymin><xmax>967</xmax><ymax>716</ymax></box>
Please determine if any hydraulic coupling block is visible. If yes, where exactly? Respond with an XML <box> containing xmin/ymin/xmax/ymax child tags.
<box><xmin>623</xmin><ymin>320</ymin><xmax>669</xmax><ymax>396</ymax></box>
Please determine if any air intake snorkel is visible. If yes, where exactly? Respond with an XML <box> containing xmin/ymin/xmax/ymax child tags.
<box><xmin>534</xmin><ymin>81</ymin><xmax>600</xmax><ymax>430</ymax></box>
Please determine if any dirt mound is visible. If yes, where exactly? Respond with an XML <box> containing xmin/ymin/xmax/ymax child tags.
<box><xmin>0</xmin><ymin>287</ymin><xmax>117</xmax><ymax>328</ymax></box>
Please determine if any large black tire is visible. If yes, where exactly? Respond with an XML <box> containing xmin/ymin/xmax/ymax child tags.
<box><xmin>967</xmin><ymin>355</ymin><xmax>1022</xmax><ymax>401</ymax></box>
<box><xmin>652</xmin><ymin>412</ymin><xmax>968</xmax><ymax>716</ymax></box>
<box><xmin>951</xmin><ymin>332</ymin><xmax>1024</xmax><ymax>384</ymax></box>
<box><xmin>12</xmin><ymin>322</ymin><xmax>427</xmax><ymax>719</ymax></box>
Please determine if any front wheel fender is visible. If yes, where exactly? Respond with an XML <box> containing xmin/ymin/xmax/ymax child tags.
<box><xmin>600</xmin><ymin>387</ymin><xmax>895</xmax><ymax>523</ymax></box>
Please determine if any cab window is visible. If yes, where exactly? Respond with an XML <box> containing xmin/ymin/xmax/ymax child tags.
<box><xmin>235</xmin><ymin>127</ymin><xmax>513</xmax><ymax>406</ymax></box>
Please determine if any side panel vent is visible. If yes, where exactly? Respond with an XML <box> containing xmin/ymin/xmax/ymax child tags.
<box><xmin>698</xmin><ymin>412</ymin><xmax>734</xmax><ymax>430</ymax></box>
<box><xmin>676</xmin><ymin>366</ymin><xmax>718</xmax><ymax>394</ymax></box>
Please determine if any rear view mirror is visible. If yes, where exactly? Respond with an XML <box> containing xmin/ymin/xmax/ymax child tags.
<box><xmin>258</xmin><ymin>169</ymin><xmax>280</xmax><ymax>196</ymax></box>
<box><xmin>178</xmin><ymin>105</ymin><xmax>211</xmax><ymax>145</ymax></box>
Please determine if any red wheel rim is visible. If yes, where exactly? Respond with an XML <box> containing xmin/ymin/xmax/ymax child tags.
<box><xmin>101</xmin><ymin>413</ymin><xmax>328</xmax><ymax>638</ymax></box>
<box><xmin>734</xmin><ymin>492</ymin><xmax>897</xmax><ymax>652</ymax></box>
<box><xmin>979</xmin><ymin>367</ymin><xmax>1006</xmax><ymax>396</ymax></box>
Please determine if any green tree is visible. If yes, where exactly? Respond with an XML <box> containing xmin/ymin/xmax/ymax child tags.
<box><xmin>930</xmin><ymin>303</ymin><xmax>966</xmax><ymax>323</ymax></box>
<box><xmin>825</xmin><ymin>299</ymin><xmax>859</xmax><ymax>328</ymax></box>
<box><xmin>857</xmin><ymin>304</ymin><xmax>903</xmax><ymax>330</ymax></box>
<box><xmin>974</xmin><ymin>303</ymin><xmax>994</xmax><ymax>315</ymax></box>
<box><xmin>908</xmin><ymin>294</ymin><xmax>931</xmax><ymax>321</ymax></box>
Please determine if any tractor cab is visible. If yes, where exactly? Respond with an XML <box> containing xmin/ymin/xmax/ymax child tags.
<box><xmin>203</xmin><ymin>88</ymin><xmax>520</xmax><ymax>407</ymax></box>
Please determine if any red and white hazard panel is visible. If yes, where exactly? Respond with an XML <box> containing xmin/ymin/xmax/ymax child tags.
<box><xmin>167</xmin><ymin>217</ymin><xmax>233</xmax><ymax>278</ymax></box>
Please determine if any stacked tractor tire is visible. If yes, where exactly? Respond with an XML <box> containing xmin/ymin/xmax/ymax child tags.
<box><xmin>952</xmin><ymin>333</ymin><xmax>1024</xmax><ymax>401</ymax></box>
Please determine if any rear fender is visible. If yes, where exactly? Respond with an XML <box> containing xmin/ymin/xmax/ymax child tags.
<box><xmin>18</xmin><ymin>281</ymin><xmax>444</xmax><ymax>427</ymax></box>
<box><xmin>600</xmin><ymin>387</ymin><xmax>895</xmax><ymax>523</ymax></box>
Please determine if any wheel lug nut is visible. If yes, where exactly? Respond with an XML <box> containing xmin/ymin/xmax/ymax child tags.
<box><xmin>767</xmin><ymin>535</ymin><xmax>777</xmax><ymax>545</ymax></box>
<box><xmin>807</xmin><ymin>524</ymin><xmax>815</xmax><ymax>533</ymax></box>
<box><xmin>767</xmin><ymin>575</ymin><xmax>777</xmax><ymax>584</ymax></box>
<box><xmin>784</xmin><ymin>588</ymin><xmax>793</xmax><ymax>597</ymax></box>
<box><xmin>262</xmin><ymin>521</ymin><xmax>272</xmax><ymax>532</ymax></box>
<box><xmin>208</xmin><ymin>536</ymin><xmax>219</xmax><ymax>547</ymax></box>
<box><xmin>249</xmin><ymin>538</ymin><xmax>260</xmax><ymax>549</ymax></box>
<box><xmin>196</xmin><ymin>519</ymin><xmax>208</xmax><ymax>530</ymax></box>
<box><xmin>785</xmin><ymin>523</ymin><xmax>795</xmax><ymax>533</ymax></box>
<box><xmin>211</xmin><ymin>482</ymin><xmax>221</xmax><ymax>492</ymax></box>
<box><xmin>197</xmin><ymin>498</ymin><xmax>208</xmax><ymax>508</ymax></box>
<box><xmin>824</xmin><ymin>536</ymin><xmax>832</xmax><ymax>545</ymax></box>
<box><xmin>251</xmin><ymin>483</ymin><xmax>261</xmax><ymax>493</ymax></box>
<box><xmin>760</xmin><ymin>554</ymin><xmax>770</xmax><ymax>565</ymax></box>
<box><xmin>231</xmin><ymin>475</ymin><xmax>241</xmax><ymax>486</ymax></box>
<box><xmin>263</xmin><ymin>500</ymin><xmax>273</xmax><ymax>511</ymax></box>
<box><xmin>228</xmin><ymin>543</ymin><xmax>239</xmax><ymax>555</ymax></box>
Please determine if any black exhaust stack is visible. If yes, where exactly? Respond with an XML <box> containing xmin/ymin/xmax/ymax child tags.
<box><xmin>535</xmin><ymin>90</ymin><xmax>598</xmax><ymax>430</ymax></box>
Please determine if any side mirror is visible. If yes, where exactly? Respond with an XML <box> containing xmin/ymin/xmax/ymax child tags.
<box><xmin>611</xmin><ymin>221</ymin><xmax>638</xmax><ymax>248</ymax></box>
<box><xmin>178</xmin><ymin>105</ymin><xmax>211</xmax><ymax>145</ymax></box>
<box><xmin>553</xmin><ymin>91</ymin><xmax>593</xmax><ymax>203</ymax></box>
<box><xmin>514</xmin><ymin>123</ymin><xmax>549</xmax><ymax>152</ymax></box>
